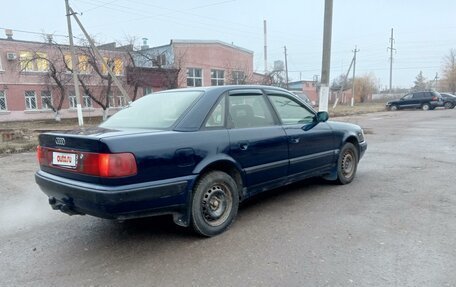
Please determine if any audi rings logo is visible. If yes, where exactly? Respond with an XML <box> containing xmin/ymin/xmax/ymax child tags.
<box><xmin>55</xmin><ymin>137</ymin><xmax>66</xmax><ymax>146</ymax></box>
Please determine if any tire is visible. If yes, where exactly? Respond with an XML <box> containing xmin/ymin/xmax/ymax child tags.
<box><xmin>444</xmin><ymin>102</ymin><xmax>454</xmax><ymax>109</ymax></box>
<box><xmin>336</xmin><ymin>142</ymin><xmax>359</xmax><ymax>185</ymax></box>
<box><xmin>390</xmin><ymin>105</ymin><xmax>398</xmax><ymax>111</ymax></box>
<box><xmin>191</xmin><ymin>171</ymin><xmax>239</xmax><ymax>237</ymax></box>
<box><xmin>422</xmin><ymin>103</ymin><xmax>431</xmax><ymax>111</ymax></box>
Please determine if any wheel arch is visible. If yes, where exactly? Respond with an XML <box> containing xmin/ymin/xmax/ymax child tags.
<box><xmin>343</xmin><ymin>135</ymin><xmax>361</xmax><ymax>162</ymax></box>
<box><xmin>193</xmin><ymin>157</ymin><xmax>245</xmax><ymax>200</ymax></box>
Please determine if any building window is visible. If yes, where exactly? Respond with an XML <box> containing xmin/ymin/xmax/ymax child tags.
<box><xmin>78</xmin><ymin>55</ymin><xmax>90</xmax><ymax>74</ymax></box>
<box><xmin>25</xmin><ymin>91</ymin><xmax>37</xmax><ymax>110</ymax></box>
<box><xmin>211</xmin><ymin>69</ymin><xmax>225</xmax><ymax>86</ymax></box>
<box><xmin>143</xmin><ymin>87</ymin><xmax>153</xmax><ymax>95</ymax></box>
<box><xmin>0</xmin><ymin>56</ymin><xmax>3</xmax><ymax>70</ymax></box>
<box><xmin>19</xmin><ymin>52</ymin><xmax>48</xmax><ymax>72</ymax></box>
<box><xmin>0</xmin><ymin>91</ymin><xmax>7</xmax><ymax>111</ymax></box>
<box><xmin>113</xmin><ymin>58</ymin><xmax>123</xmax><ymax>76</ymax></box>
<box><xmin>117</xmin><ymin>95</ymin><xmax>127</xmax><ymax>107</ymax></box>
<box><xmin>232</xmin><ymin>71</ymin><xmax>246</xmax><ymax>85</ymax></box>
<box><xmin>187</xmin><ymin>68</ymin><xmax>202</xmax><ymax>87</ymax></box>
<box><xmin>41</xmin><ymin>91</ymin><xmax>52</xmax><ymax>110</ymax></box>
<box><xmin>68</xmin><ymin>92</ymin><xmax>77</xmax><ymax>109</ymax></box>
<box><xmin>83</xmin><ymin>94</ymin><xmax>92</xmax><ymax>108</ymax></box>
<box><xmin>108</xmin><ymin>94</ymin><xmax>116</xmax><ymax>108</ymax></box>
<box><xmin>64</xmin><ymin>54</ymin><xmax>72</xmax><ymax>71</ymax></box>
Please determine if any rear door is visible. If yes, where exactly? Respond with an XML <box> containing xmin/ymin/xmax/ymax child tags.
<box><xmin>225</xmin><ymin>89</ymin><xmax>288</xmax><ymax>189</ymax></box>
<box><xmin>266</xmin><ymin>91</ymin><xmax>336</xmax><ymax>179</ymax></box>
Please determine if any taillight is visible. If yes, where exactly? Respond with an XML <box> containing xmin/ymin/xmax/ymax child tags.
<box><xmin>37</xmin><ymin>146</ymin><xmax>137</xmax><ymax>178</ymax></box>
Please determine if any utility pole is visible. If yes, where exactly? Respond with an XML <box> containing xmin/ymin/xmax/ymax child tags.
<box><xmin>387</xmin><ymin>28</ymin><xmax>396</xmax><ymax>93</ymax></box>
<box><xmin>319</xmin><ymin>0</ymin><xmax>333</xmax><ymax>111</ymax></box>
<box><xmin>65</xmin><ymin>0</ymin><xmax>83</xmax><ymax>126</ymax></box>
<box><xmin>284</xmin><ymin>45</ymin><xmax>289</xmax><ymax>89</ymax></box>
<box><xmin>433</xmin><ymin>72</ymin><xmax>439</xmax><ymax>89</ymax></box>
<box><xmin>351</xmin><ymin>46</ymin><xmax>359</xmax><ymax>106</ymax></box>
<box><xmin>68</xmin><ymin>6</ymin><xmax>131</xmax><ymax>102</ymax></box>
<box><xmin>264</xmin><ymin>19</ymin><xmax>268</xmax><ymax>74</ymax></box>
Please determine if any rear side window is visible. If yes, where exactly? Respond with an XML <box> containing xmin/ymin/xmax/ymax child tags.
<box><xmin>100</xmin><ymin>91</ymin><xmax>203</xmax><ymax>129</ymax></box>
<box><xmin>228</xmin><ymin>94</ymin><xmax>274</xmax><ymax>128</ymax></box>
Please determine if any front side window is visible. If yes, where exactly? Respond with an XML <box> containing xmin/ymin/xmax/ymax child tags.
<box><xmin>211</xmin><ymin>69</ymin><xmax>224</xmax><ymax>86</ymax></box>
<box><xmin>402</xmin><ymin>94</ymin><xmax>412</xmax><ymax>100</ymax></box>
<box><xmin>228</xmin><ymin>94</ymin><xmax>274</xmax><ymax>128</ymax></box>
<box><xmin>268</xmin><ymin>94</ymin><xmax>315</xmax><ymax>125</ymax></box>
<box><xmin>0</xmin><ymin>91</ymin><xmax>7</xmax><ymax>111</ymax></box>
<box><xmin>187</xmin><ymin>68</ymin><xmax>202</xmax><ymax>87</ymax></box>
<box><xmin>25</xmin><ymin>91</ymin><xmax>37</xmax><ymax>110</ymax></box>
<box><xmin>41</xmin><ymin>91</ymin><xmax>52</xmax><ymax>110</ymax></box>
<box><xmin>100</xmin><ymin>90</ymin><xmax>203</xmax><ymax>129</ymax></box>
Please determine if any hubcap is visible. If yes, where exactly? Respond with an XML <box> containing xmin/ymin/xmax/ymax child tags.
<box><xmin>341</xmin><ymin>150</ymin><xmax>355</xmax><ymax>179</ymax></box>
<box><xmin>201</xmin><ymin>184</ymin><xmax>232</xmax><ymax>227</ymax></box>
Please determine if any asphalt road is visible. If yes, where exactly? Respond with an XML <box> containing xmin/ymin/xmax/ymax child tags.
<box><xmin>1</xmin><ymin>109</ymin><xmax>455</xmax><ymax>287</ymax></box>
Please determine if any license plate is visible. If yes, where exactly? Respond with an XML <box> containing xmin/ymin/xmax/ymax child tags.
<box><xmin>52</xmin><ymin>152</ymin><xmax>77</xmax><ymax>168</ymax></box>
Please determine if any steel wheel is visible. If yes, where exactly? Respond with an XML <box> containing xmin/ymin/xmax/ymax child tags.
<box><xmin>201</xmin><ymin>183</ymin><xmax>233</xmax><ymax>227</ymax></box>
<box><xmin>422</xmin><ymin>103</ymin><xmax>430</xmax><ymax>111</ymax></box>
<box><xmin>444</xmin><ymin>102</ymin><xmax>454</xmax><ymax>109</ymax></box>
<box><xmin>390</xmin><ymin>105</ymin><xmax>398</xmax><ymax>111</ymax></box>
<box><xmin>191</xmin><ymin>171</ymin><xmax>239</xmax><ymax>237</ymax></box>
<box><xmin>336</xmin><ymin>142</ymin><xmax>359</xmax><ymax>184</ymax></box>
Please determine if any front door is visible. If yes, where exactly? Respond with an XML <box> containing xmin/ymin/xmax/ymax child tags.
<box><xmin>266</xmin><ymin>92</ymin><xmax>336</xmax><ymax>179</ymax></box>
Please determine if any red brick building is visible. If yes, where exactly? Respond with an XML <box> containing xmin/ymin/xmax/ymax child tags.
<box><xmin>1</xmin><ymin>34</ymin><xmax>264</xmax><ymax>122</ymax></box>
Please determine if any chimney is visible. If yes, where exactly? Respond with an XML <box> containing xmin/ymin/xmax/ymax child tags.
<box><xmin>141</xmin><ymin>38</ymin><xmax>149</xmax><ymax>50</ymax></box>
<box><xmin>5</xmin><ymin>29</ymin><xmax>13</xmax><ymax>40</ymax></box>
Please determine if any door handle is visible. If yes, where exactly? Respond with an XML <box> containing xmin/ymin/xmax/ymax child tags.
<box><xmin>239</xmin><ymin>141</ymin><xmax>249</xmax><ymax>151</ymax></box>
<box><xmin>289</xmin><ymin>137</ymin><xmax>300</xmax><ymax>144</ymax></box>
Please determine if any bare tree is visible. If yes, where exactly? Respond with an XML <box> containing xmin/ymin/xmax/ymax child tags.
<box><xmin>19</xmin><ymin>42</ymin><xmax>72</xmax><ymax>121</ymax></box>
<box><xmin>353</xmin><ymin>73</ymin><xmax>379</xmax><ymax>103</ymax></box>
<box><xmin>441</xmin><ymin>49</ymin><xmax>456</xmax><ymax>94</ymax></box>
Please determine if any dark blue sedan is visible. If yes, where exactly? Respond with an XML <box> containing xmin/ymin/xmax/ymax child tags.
<box><xmin>35</xmin><ymin>85</ymin><xmax>367</xmax><ymax>236</ymax></box>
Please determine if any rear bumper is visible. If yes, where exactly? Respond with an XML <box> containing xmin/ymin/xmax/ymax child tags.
<box><xmin>35</xmin><ymin>170</ymin><xmax>196</xmax><ymax>226</ymax></box>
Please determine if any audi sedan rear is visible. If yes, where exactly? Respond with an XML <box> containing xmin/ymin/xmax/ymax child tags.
<box><xmin>35</xmin><ymin>85</ymin><xmax>367</xmax><ymax>236</ymax></box>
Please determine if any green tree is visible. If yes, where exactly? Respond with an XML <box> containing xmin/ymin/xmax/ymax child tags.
<box><xmin>412</xmin><ymin>71</ymin><xmax>427</xmax><ymax>91</ymax></box>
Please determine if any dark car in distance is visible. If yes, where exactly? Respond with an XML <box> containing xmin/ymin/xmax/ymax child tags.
<box><xmin>386</xmin><ymin>91</ymin><xmax>443</xmax><ymax>111</ymax></box>
<box><xmin>440</xmin><ymin>93</ymin><xmax>456</xmax><ymax>109</ymax></box>
<box><xmin>35</xmin><ymin>85</ymin><xmax>367</xmax><ymax>236</ymax></box>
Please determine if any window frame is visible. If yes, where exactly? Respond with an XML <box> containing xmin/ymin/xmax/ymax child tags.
<box><xmin>68</xmin><ymin>91</ymin><xmax>77</xmax><ymax>109</ymax></box>
<box><xmin>83</xmin><ymin>94</ymin><xmax>92</xmax><ymax>108</ymax></box>
<box><xmin>0</xmin><ymin>90</ymin><xmax>7</xmax><ymax>111</ymax></box>
<box><xmin>24</xmin><ymin>90</ymin><xmax>37</xmax><ymax>110</ymax></box>
<box><xmin>210</xmin><ymin>69</ymin><xmax>225</xmax><ymax>86</ymax></box>
<box><xmin>187</xmin><ymin>67</ymin><xmax>203</xmax><ymax>87</ymax></box>
<box><xmin>41</xmin><ymin>91</ymin><xmax>52</xmax><ymax>110</ymax></box>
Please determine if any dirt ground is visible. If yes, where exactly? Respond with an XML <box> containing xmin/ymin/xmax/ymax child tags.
<box><xmin>0</xmin><ymin>103</ymin><xmax>386</xmax><ymax>155</ymax></box>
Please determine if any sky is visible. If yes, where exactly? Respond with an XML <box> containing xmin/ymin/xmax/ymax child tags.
<box><xmin>2</xmin><ymin>0</ymin><xmax>456</xmax><ymax>89</ymax></box>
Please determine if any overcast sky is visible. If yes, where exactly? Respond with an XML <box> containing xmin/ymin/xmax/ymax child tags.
<box><xmin>2</xmin><ymin>0</ymin><xmax>456</xmax><ymax>89</ymax></box>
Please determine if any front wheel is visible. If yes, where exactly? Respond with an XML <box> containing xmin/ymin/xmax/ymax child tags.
<box><xmin>389</xmin><ymin>105</ymin><xmax>398</xmax><ymax>111</ymax></box>
<box><xmin>191</xmin><ymin>171</ymin><xmax>239</xmax><ymax>237</ymax></box>
<box><xmin>422</xmin><ymin>103</ymin><xmax>431</xmax><ymax>111</ymax></box>
<box><xmin>336</xmin><ymin>142</ymin><xmax>359</xmax><ymax>185</ymax></box>
<box><xmin>444</xmin><ymin>102</ymin><xmax>454</xmax><ymax>109</ymax></box>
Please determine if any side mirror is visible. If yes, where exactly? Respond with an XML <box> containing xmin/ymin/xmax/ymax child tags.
<box><xmin>316</xmin><ymin>111</ymin><xmax>329</xmax><ymax>122</ymax></box>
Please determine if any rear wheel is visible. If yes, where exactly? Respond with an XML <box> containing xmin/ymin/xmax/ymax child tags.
<box><xmin>444</xmin><ymin>102</ymin><xmax>454</xmax><ymax>109</ymax></box>
<box><xmin>336</xmin><ymin>142</ymin><xmax>359</xmax><ymax>185</ymax></box>
<box><xmin>422</xmin><ymin>103</ymin><xmax>431</xmax><ymax>111</ymax></box>
<box><xmin>191</xmin><ymin>171</ymin><xmax>239</xmax><ymax>237</ymax></box>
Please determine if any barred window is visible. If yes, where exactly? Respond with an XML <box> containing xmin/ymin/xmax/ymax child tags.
<box><xmin>41</xmin><ymin>91</ymin><xmax>52</xmax><ymax>110</ymax></box>
<box><xmin>68</xmin><ymin>91</ymin><xmax>77</xmax><ymax>109</ymax></box>
<box><xmin>83</xmin><ymin>94</ymin><xmax>92</xmax><ymax>108</ymax></box>
<box><xmin>0</xmin><ymin>91</ymin><xmax>7</xmax><ymax>111</ymax></box>
<box><xmin>25</xmin><ymin>91</ymin><xmax>37</xmax><ymax>110</ymax></box>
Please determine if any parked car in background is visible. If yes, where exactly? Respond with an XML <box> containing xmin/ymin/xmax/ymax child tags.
<box><xmin>386</xmin><ymin>91</ymin><xmax>443</xmax><ymax>111</ymax></box>
<box><xmin>440</xmin><ymin>93</ymin><xmax>456</xmax><ymax>109</ymax></box>
<box><xmin>35</xmin><ymin>85</ymin><xmax>367</xmax><ymax>237</ymax></box>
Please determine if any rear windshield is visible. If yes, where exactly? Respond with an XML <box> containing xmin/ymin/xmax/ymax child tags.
<box><xmin>100</xmin><ymin>91</ymin><xmax>203</xmax><ymax>129</ymax></box>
